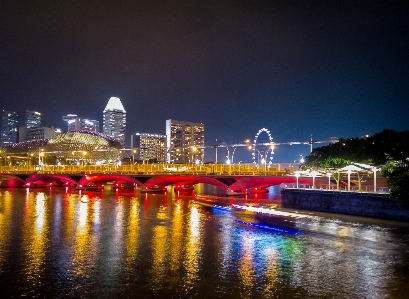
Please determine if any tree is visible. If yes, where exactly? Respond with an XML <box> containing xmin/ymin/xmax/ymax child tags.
<box><xmin>301</xmin><ymin>129</ymin><xmax>409</xmax><ymax>205</ymax></box>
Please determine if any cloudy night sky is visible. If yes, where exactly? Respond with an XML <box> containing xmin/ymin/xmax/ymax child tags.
<box><xmin>1</xmin><ymin>0</ymin><xmax>408</xmax><ymax>162</ymax></box>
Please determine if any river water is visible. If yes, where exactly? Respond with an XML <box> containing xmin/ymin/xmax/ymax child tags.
<box><xmin>1</xmin><ymin>185</ymin><xmax>409</xmax><ymax>298</ymax></box>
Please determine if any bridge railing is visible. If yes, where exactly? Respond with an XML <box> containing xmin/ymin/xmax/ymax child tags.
<box><xmin>0</xmin><ymin>163</ymin><xmax>297</xmax><ymax>176</ymax></box>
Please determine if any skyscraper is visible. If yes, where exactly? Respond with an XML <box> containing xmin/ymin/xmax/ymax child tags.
<box><xmin>63</xmin><ymin>114</ymin><xmax>81</xmax><ymax>132</ymax></box>
<box><xmin>166</xmin><ymin>119</ymin><xmax>204</xmax><ymax>163</ymax></box>
<box><xmin>131</xmin><ymin>133</ymin><xmax>166</xmax><ymax>163</ymax></box>
<box><xmin>103</xmin><ymin>97</ymin><xmax>126</xmax><ymax>148</ymax></box>
<box><xmin>25</xmin><ymin>110</ymin><xmax>41</xmax><ymax>128</ymax></box>
<box><xmin>63</xmin><ymin>114</ymin><xmax>99</xmax><ymax>132</ymax></box>
<box><xmin>1</xmin><ymin>110</ymin><xmax>18</xmax><ymax>146</ymax></box>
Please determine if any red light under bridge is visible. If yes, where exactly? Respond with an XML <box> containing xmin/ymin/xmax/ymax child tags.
<box><xmin>0</xmin><ymin>173</ymin><xmax>311</xmax><ymax>195</ymax></box>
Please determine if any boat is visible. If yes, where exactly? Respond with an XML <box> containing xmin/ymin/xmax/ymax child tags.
<box><xmin>231</xmin><ymin>204</ymin><xmax>311</xmax><ymax>229</ymax></box>
<box><xmin>193</xmin><ymin>195</ymin><xmax>231</xmax><ymax>210</ymax></box>
<box><xmin>174</xmin><ymin>184</ymin><xmax>195</xmax><ymax>191</ymax></box>
<box><xmin>141</xmin><ymin>185</ymin><xmax>167</xmax><ymax>193</ymax></box>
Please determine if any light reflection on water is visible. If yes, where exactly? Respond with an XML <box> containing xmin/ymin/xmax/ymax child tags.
<box><xmin>0</xmin><ymin>185</ymin><xmax>408</xmax><ymax>298</ymax></box>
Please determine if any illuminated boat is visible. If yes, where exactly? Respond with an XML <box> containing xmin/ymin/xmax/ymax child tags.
<box><xmin>193</xmin><ymin>195</ymin><xmax>231</xmax><ymax>209</ymax></box>
<box><xmin>141</xmin><ymin>185</ymin><xmax>167</xmax><ymax>193</ymax></box>
<box><xmin>231</xmin><ymin>204</ymin><xmax>311</xmax><ymax>229</ymax></box>
<box><xmin>174</xmin><ymin>184</ymin><xmax>195</xmax><ymax>191</ymax></box>
<box><xmin>75</xmin><ymin>183</ymin><xmax>104</xmax><ymax>190</ymax></box>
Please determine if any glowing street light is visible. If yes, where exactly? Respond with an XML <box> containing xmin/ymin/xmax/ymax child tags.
<box><xmin>39</xmin><ymin>152</ymin><xmax>44</xmax><ymax>165</ymax></box>
<box><xmin>82</xmin><ymin>151</ymin><xmax>87</xmax><ymax>166</ymax></box>
<box><xmin>311</xmin><ymin>170</ymin><xmax>318</xmax><ymax>189</ymax></box>
<box><xmin>372</xmin><ymin>166</ymin><xmax>380</xmax><ymax>193</ymax></box>
<box><xmin>295</xmin><ymin>172</ymin><xmax>300</xmax><ymax>188</ymax></box>
<box><xmin>132</xmin><ymin>149</ymin><xmax>137</xmax><ymax>165</ymax></box>
<box><xmin>191</xmin><ymin>146</ymin><xmax>197</xmax><ymax>164</ymax></box>
<box><xmin>326</xmin><ymin>172</ymin><xmax>331</xmax><ymax>190</ymax></box>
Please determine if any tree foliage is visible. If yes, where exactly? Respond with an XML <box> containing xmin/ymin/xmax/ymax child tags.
<box><xmin>301</xmin><ymin>129</ymin><xmax>409</xmax><ymax>205</ymax></box>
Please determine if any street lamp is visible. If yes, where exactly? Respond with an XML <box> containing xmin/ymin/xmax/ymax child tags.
<box><xmin>132</xmin><ymin>149</ymin><xmax>137</xmax><ymax>165</ymax></box>
<box><xmin>295</xmin><ymin>172</ymin><xmax>300</xmax><ymax>188</ymax></box>
<box><xmin>311</xmin><ymin>170</ymin><xmax>318</xmax><ymax>189</ymax></box>
<box><xmin>82</xmin><ymin>151</ymin><xmax>87</xmax><ymax>166</ymax></box>
<box><xmin>326</xmin><ymin>172</ymin><xmax>331</xmax><ymax>190</ymax></box>
<box><xmin>221</xmin><ymin>142</ymin><xmax>229</xmax><ymax>164</ymax></box>
<box><xmin>39</xmin><ymin>152</ymin><xmax>44</xmax><ymax>165</ymax></box>
<box><xmin>228</xmin><ymin>139</ymin><xmax>250</xmax><ymax>164</ymax></box>
<box><xmin>231</xmin><ymin>146</ymin><xmax>238</xmax><ymax>164</ymax></box>
<box><xmin>191</xmin><ymin>146</ymin><xmax>197</xmax><ymax>164</ymax></box>
<box><xmin>372</xmin><ymin>166</ymin><xmax>379</xmax><ymax>193</ymax></box>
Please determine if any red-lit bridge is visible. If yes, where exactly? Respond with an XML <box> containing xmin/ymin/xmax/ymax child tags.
<box><xmin>0</xmin><ymin>173</ymin><xmax>312</xmax><ymax>194</ymax></box>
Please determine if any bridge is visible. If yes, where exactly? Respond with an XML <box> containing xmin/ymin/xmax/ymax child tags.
<box><xmin>0</xmin><ymin>163</ymin><xmax>312</xmax><ymax>195</ymax></box>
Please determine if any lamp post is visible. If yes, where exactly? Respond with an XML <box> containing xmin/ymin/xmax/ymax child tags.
<box><xmin>191</xmin><ymin>146</ymin><xmax>197</xmax><ymax>164</ymax></box>
<box><xmin>230</xmin><ymin>140</ymin><xmax>250</xmax><ymax>164</ymax></box>
<box><xmin>221</xmin><ymin>142</ymin><xmax>229</xmax><ymax>164</ymax></box>
<box><xmin>132</xmin><ymin>149</ymin><xmax>137</xmax><ymax>170</ymax></box>
<box><xmin>29</xmin><ymin>153</ymin><xmax>33</xmax><ymax>168</ymax></box>
<box><xmin>372</xmin><ymin>167</ymin><xmax>379</xmax><ymax>193</ymax></box>
<box><xmin>311</xmin><ymin>170</ymin><xmax>318</xmax><ymax>189</ymax></box>
<box><xmin>38</xmin><ymin>148</ymin><xmax>44</xmax><ymax>165</ymax></box>
<box><xmin>295</xmin><ymin>172</ymin><xmax>300</xmax><ymax>189</ymax></box>
<box><xmin>231</xmin><ymin>146</ymin><xmax>238</xmax><ymax>164</ymax></box>
<box><xmin>82</xmin><ymin>151</ymin><xmax>87</xmax><ymax>167</ymax></box>
<box><xmin>39</xmin><ymin>152</ymin><xmax>44</xmax><ymax>164</ymax></box>
<box><xmin>255</xmin><ymin>149</ymin><xmax>262</xmax><ymax>170</ymax></box>
<box><xmin>326</xmin><ymin>172</ymin><xmax>331</xmax><ymax>190</ymax></box>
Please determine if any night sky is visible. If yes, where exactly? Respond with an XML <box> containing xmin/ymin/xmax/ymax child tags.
<box><xmin>1</xmin><ymin>1</ymin><xmax>408</xmax><ymax>163</ymax></box>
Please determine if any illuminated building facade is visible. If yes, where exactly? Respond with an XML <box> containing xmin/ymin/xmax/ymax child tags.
<box><xmin>63</xmin><ymin>114</ymin><xmax>99</xmax><ymax>132</ymax></box>
<box><xmin>19</xmin><ymin>126</ymin><xmax>55</xmax><ymax>142</ymax></box>
<box><xmin>132</xmin><ymin>133</ymin><xmax>166</xmax><ymax>163</ymax></box>
<box><xmin>103</xmin><ymin>97</ymin><xmax>126</xmax><ymax>148</ymax></box>
<box><xmin>63</xmin><ymin>114</ymin><xmax>81</xmax><ymax>131</ymax></box>
<box><xmin>25</xmin><ymin>110</ymin><xmax>41</xmax><ymax>128</ymax></box>
<box><xmin>166</xmin><ymin>119</ymin><xmax>204</xmax><ymax>163</ymax></box>
<box><xmin>1</xmin><ymin>110</ymin><xmax>18</xmax><ymax>146</ymax></box>
<box><xmin>81</xmin><ymin>119</ymin><xmax>99</xmax><ymax>132</ymax></box>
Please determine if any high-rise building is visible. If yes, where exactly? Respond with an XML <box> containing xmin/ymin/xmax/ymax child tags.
<box><xmin>166</xmin><ymin>119</ymin><xmax>204</xmax><ymax>163</ymax></box>
<box><xmin>63</xmin><ymin>114</ymin><xmax>81</xmax><ymax>132</ymax></box>
<box><xmin>81</xmin><ymin>119</ymin><xmax>99</xmax><ymax>132</ymax></box>
<box><xmin>63</xmin><ymin>114</ymin><xmax>99</xmax><ymax>132</ymax></box>
<box><xmin>103</xmin><ymin>97</ymin><xmax>126</xmax><ymax>148</ymax></box>
<box><xmin>1</xmin><ymin>110</ymin><xmax>18</xmax><ymax>146</ymax></box>
<box><xmin>131</xmin><ymin>133</ymin><xmax>166</xmax><ymax>163</ymax></box>
<box><xmin>19</xmin><ymin>126</ymin><xmax>56</xmax><ymax>142</ymax></box>
<box><xmin>25</xmin><ymin>110</ymin><xmax>41</xmax><ymax>128</ymax></box>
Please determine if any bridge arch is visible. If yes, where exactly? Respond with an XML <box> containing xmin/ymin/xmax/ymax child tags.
<box><xmin>142</xmin><ymin>175</ymin><xmax>231</xmax><ymax>190</ymax></box>
<box><xmin>77</xmin><ymin>174</ymin><xmax>143</xmax><ymax>188</ymax></box>
<box><xmin>25</xmin><ymin>174</ymin><xmax>78</xmax><ymax>187</ymax></box>
<box><xmin>0</xmin><ymin>174</ymin><xmax>26</xmax><ymax>187</ymax></box>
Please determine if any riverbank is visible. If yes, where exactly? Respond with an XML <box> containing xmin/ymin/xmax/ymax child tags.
<box><xmin>281</xmin><ymin>188</ymin><xmax>409</xmax><ymax>221</ymax></box>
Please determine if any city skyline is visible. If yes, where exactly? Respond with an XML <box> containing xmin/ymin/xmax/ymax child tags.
<box><xmin>1</xmin><ymin>1</ymin><xmax>408</xmax><ymax>162</ymax></box>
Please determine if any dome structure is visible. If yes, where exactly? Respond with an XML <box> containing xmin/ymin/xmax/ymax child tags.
<box><xmin>0</xmin><ymin>130</ymin><xmax>123</xmax><ymax>164</ymax></box>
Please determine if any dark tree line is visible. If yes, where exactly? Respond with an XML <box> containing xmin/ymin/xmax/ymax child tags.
<box><xmin>301</xmin><ymin>130</ymin><xmax>409</xmax><ymax>206</ymax></box>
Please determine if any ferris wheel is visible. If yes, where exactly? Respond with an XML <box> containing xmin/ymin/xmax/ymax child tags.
<box><xmin>252</xmin><ymin>128</ymin><xmax>274</xmax><ymax>166</ymax></box>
